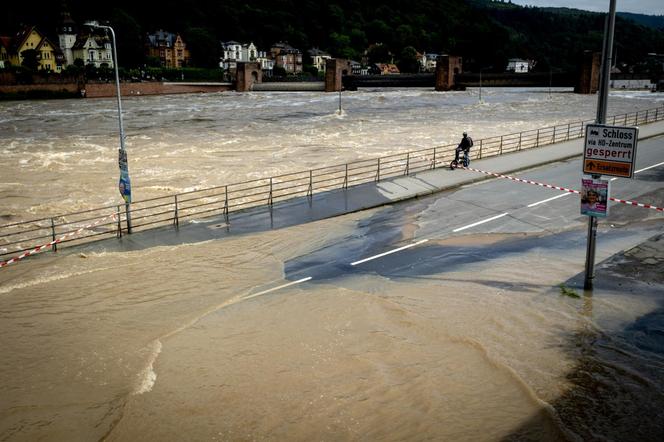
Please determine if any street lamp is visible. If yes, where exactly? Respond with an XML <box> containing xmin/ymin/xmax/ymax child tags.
<box><xmin>86</xmin><ymin>22</ymin><xmax>132</xmax><ymax>232</ymax></box>
<box><xmin>479</xmin><ymin>69</ymin><xmax>482</xmax><ymax>102</ymax></box>
<box><xmin>479</xmin><ymin>66</ymin><xmax>491</xmax><ymax>102</ymax></box>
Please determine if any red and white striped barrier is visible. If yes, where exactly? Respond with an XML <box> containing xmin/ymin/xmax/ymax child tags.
<box><xmin>0</xmin><ymin>213</ymin><xmax>117</xmax><ymax>268</ymax></box>
<box><xmin>462</xmin><ymin>166</ymin><xmax>664</xmax><ymax>212</ymax></box>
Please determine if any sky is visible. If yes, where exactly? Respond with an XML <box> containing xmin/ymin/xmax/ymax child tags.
<box><xmin>509</xmin><ymin>1</ymin><xmax>664</xmax><ymax>15</ymax></box>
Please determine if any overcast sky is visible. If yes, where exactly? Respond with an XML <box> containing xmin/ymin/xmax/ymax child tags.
<box><xmin>508</xmin><ymin>1</ymin><xmax>664</xmax><ymax>15</ymax></box>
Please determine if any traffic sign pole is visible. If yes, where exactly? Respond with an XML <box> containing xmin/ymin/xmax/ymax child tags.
<box><xmin>584</xmin><ymin>0</ymin><xmax>616</xmax><ymax>290</ymax></box>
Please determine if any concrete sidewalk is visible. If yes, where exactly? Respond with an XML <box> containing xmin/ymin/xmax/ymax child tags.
<box><xmin>95</xmin><ymin>120</ymin><xmax>664</xmax><ymax>252</ymax></box>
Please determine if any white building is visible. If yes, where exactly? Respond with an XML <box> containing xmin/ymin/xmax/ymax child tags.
<box><xmin>71</xmin><ymin>31</ymin><xmax>113</xmax><ymax>68</ymax></box>
<box><xmin>220</xmin><ymin>41</ymin><xmax>259</xmax><ymax>70</ymax></box>
<box><xmin>57</xmin><ymin>10</ymin><xmax>77</xmax><ymax>66</ymax></box>
<box><xmin>256</xmin><ymin>52</ymin><xmax>274</xmax><ymax>74</ymax></box>
<box><xmin>308</xmin><ymin>48</ymin><xmax>331</xmax><ymax>73</ymax></box>
<box><xmin>506</xmin><ymin>58</ymin><xmax>530</xmax><ymax>73</ymax></box>
<box><xmin>420</xmin><ymin>53</ymin><xmax>439</xmax><ymax>72</ymax></box>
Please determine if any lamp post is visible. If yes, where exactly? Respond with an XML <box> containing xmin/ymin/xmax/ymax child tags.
<box><xmin>86</xmin><ymin>22</ymin><xmax>132</xmax><ymax>232</ymax></box>
<box><xmin>479</xmin><ymin>67</ymin><xmax>490</xmax><ymax>102</ymax></box>
<box><xmin>478</xmin><ymin>65</ymin><xmax>493</xmax><ymax>102</ymax></box>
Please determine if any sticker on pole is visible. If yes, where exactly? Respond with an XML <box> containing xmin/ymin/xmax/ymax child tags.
<box><xmin>118</xmin><ymin>148</ymin><xmax>132</xmax><ymax>203</ymax></box>
<box><xmin>583</xmin><ymin>124</ymin><xmax>638</xmax><ymax>178</ymax></box>
<box><xmin>581</xmin><ymin>176</ymin><xmax>609</xmax><ymax>217</ymax></box>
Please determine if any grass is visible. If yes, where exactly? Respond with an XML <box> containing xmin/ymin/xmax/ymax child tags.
<box><xmin>559</xmin><ymin>283</ymin><xmax>581</xmax><ymax>298</ymax></box>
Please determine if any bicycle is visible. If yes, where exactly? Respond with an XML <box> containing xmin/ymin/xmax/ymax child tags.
<box><xmin>450</xmin><ymin>148</ymin><xmax>470</xmax><ymax>170</ymax></box>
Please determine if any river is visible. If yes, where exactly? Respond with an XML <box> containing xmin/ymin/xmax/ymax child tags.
<box><xmin>0</xmin><ymin>88</ymin><xmax>663</xmax><ymax>441</ymax></box>
<box><xmin>1</xmin><ymin>87</ymin><xmax>662</xmax><ymax>222</ymax></box>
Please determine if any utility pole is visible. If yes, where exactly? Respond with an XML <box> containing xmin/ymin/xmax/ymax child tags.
<box><xmin>584</xmin><ymin>0</ymin><xmax>616</xmax><ymax>290</ymax></box>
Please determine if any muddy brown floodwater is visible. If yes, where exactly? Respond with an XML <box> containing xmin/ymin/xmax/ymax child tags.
<box><xmin>1</xmin><ymin>89</ymin><xmax>663</xmax><ymax>441</ymax></box>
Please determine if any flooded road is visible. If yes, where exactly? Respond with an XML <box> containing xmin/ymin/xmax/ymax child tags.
<box><xmin>1</xmin><ymin>89</ymin><xmax>663</xmax><ymax>440</ymax></box>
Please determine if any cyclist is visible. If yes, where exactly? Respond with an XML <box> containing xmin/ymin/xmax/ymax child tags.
<box><xmin>454</xmin><ymin>132</ymin><xmax>473</xmax><ymax>166</ymax></box>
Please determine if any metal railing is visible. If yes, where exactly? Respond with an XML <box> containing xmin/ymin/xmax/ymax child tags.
<box><xmin>2</xmin><ymin>104</ymin><xmax>663</xmax><ymax>261</ymax></box>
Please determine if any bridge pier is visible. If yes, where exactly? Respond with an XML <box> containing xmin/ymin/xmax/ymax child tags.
<box><xmin>236</xmin><ymin>62</ymin><xmax>262</xmax><ymax>92</ymax></box>
<box><xmin>435</xmin><ymin>55</ymin><xmax>463</xmax><ymax>91</ymax></box>
<box><xmin>325</xmin><ymin>59</ymin><xmax>351</xmax><ymax>92</ymax></box>
<box><xmin>575</xmin><ymin>51</ymin><xmax>601</xmax><ymax>94</ymax></box>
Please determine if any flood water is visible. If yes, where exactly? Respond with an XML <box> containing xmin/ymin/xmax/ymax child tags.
<box><xmin>1</xmin><ymin>87</ymin><xmax>662</xmax><ymax>222</ymax></box>
<box><xmin>1</xmin><ymin>88</ymin><xmax>663</xmax><ymax>440</ymax></box>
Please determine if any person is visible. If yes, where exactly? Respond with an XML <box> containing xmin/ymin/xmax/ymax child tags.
<box><xmin>454</xmin><ymin>132</ymin><xmax>473</xmax><ymax>165</ymax></box>
<box><xmin>581</xmin><ymin>189</ymin><xmax>600</xmax><ymax>211</ymax></box>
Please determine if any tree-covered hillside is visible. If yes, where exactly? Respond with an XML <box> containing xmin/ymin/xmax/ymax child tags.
<box><xmin>2</xmin><ymin>0</ymin><xmax>663</xmax><ymax>72</ymax></box>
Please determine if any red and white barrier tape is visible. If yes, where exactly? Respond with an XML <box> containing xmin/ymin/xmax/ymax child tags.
<box><xmin>0</xmin><ymin>213</ymin><xmax>118</xmax><ymax>268</ymax></box>
<box><xmin>462</xmin><ymin>166</ymin><xmax>664</xmax><ymax>212</ymax></box>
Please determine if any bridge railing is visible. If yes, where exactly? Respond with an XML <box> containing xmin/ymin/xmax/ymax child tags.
<box><xmin>2</xmin><ymin>104</ymin><xmax>663</xmax><ymax>262</ymax></box>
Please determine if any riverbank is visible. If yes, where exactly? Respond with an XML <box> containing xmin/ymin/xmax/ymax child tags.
<box><xmin>0</xmin><ymin>81</ymin><xmax>234</xmax><ymax>100</ymax></box>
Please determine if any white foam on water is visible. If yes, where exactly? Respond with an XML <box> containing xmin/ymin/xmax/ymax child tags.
<box><xmin>135</xmin><ymin>340</ymin><xmax>162</xmax><ymax>394</ymax></box>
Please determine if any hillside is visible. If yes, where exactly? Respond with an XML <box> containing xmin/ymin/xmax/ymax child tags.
<box><xmin>2</xmin><ymin>0</ymin><xmax>663</xmax><ymax>71</ymax></box>
<box><xmin>618</xmin><ymin>12</ymin><xmax>664</xmax><ymax>30</ymax></box>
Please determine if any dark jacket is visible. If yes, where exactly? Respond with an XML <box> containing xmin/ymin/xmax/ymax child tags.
<box><xmin>458</xmin><ymin>136</ymin><xmax>472</xmax><ymax>151</ymax></box>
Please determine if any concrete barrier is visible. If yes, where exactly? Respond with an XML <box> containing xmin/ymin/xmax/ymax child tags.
<box><xmin>252</xmin><ymin>82</ymin><xmax>325</xmax><ymax>92</ymax></box>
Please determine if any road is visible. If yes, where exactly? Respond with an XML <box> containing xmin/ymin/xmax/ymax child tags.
<box><xmin>246</xmin><ymin>136</ymin><xmax>664</xmax><ymax>294</ymax></box>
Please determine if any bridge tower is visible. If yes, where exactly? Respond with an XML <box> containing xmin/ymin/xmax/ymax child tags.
<box><xmin>236</xmin><ymin>62</ymin><xmax>262</xmax><ymax>92</ymax></box>
<box><xmin>325</xmin><ymin>59</ymin><xmax>351</xmax><ymax>92</ymax></box>
<box><xmin>435</xmin><ymin>55</ymin><xmax>463</xmax><ymax>91</ymax></box>
<box><xmin>575</xmin><ymin>51</ymin><xmax>601</xmax><ymax>94</ymax></box>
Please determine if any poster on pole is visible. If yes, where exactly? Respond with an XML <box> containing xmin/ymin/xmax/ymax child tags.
<box><xmin>581</xmin><ymin>176</ymin><xmax>609</xmax><ymax>217</ymax></box>
<box><xmin>118</xmin><ymin>148</ymin><xmax>132</xmax><ymax>203</ymax></box>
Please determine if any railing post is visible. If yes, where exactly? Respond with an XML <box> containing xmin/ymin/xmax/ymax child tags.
<box><xmin>552</xmin><ymin>126</ymin><xmax>556</xmax><ymax>143</ymax></box>
<box><xmin>173</xmin><ymin>195</ymin><xmax>179</xmax><ymax>228</ymax></box>
<box><xmin>612</xmin><ymin>115</ymin><xmax>616</xmax><ymax>125</ymax></box>
<box><xmin>308</xmin><ymin>170</ymin><xmax>313</xmax><ymax>197</ymax></box>
<box><xmin>499</xmin><ymin>135</ymin><xmax>503</xmax><ymax>154</ymax></box>
<box><xmin>536</xmin><ymin>129</ymin><xmax>540</xmax><ymax>147</ymax></box>
<box><xmin>405</xmin><ymin>153</ymin><xmax>410</xmax><ymax>175</ymax></box>
<box><xmin>646</xmin><ymin>110</ymin><xmax>649</xmax><ymax>123</ymax></box>
<box><xmin>479</xmin><ymin>139</ymin><xmax>483</xmax><ymax>159</ymax></box>
<box><xmin>116</xmin><ymin>205</ymin><xmax>122</xmax><ymax>238</ymax></box>
<box><xmin>376</xmin><ymin>158</ymin><xmax>381</xmax><ymax>182</ymax></box>
<box><xmin>51</xmin><ymin>218</ymin><xmax>57</xmax><ymax>252</ymax></box>
<box><xmin>432</xmin><ymin>147</ymin><xmax>437</xmax><ymax>169</ymax></box>
<box><xmin>566</xmin><ymin>123</ymin><xmax>570</xmax><ymax>141</ymax></box>
<box><xmin>224</xmin><ymin>185</ymin><xmax>229</xmax><ymax>224</ymax></box>
<box><xmin>656</xmin><ymin>108</ymin><xmax>660</xmax><ymax>121</ymax></box>
<box><xmin>268</xmin><ymin>177</ymin><xmax>273</xmax><ymax>206</ymax></box>
<box><xmin>125</xmin><ymin>203</ymin><xmax>132</xmax><ymax>234</ymax></box>
<box><xmin>518</xmin><ymin>133</ymin><xmax>522</xmax><ymax>151</ymax></box>
<box><xmin>624</xmin><ymin>114</ymin><xmax>627</xmax><ymax>125</ymax></box>
<box><xmin>343</xmin><ymin>164</ymin><xmax>348</xmax><ymax>189</ymax></box>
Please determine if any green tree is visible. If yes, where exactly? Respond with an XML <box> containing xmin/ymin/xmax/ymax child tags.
<box><xmin>185</xmin><ymin>27</ymin><xmax>220</xmax><ymax>68</ymax></box>
<box><xmin>109</xmin><ymin>8</ymin><xmax>144</xmax><ymax>68</ymax></box>
<box><xmin>397</xmin><ymin>46</ymin><xmax>420</xmax><ymax>73</ymax></box>
<box><xmin>366</xmin><ymin>44</ymin><xmax>391</xmax><ymax>64</ymax></box>
<box><xmin>20</xmin><ymin>49</ymin><xmax>39</xmax><ymax>71</ymax></box>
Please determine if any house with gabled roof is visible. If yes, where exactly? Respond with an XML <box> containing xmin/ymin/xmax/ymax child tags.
<box><xmin>71</xmin><ymin>26</ymin><xmax>113</xmax><ymax>68</ymax></box>
<box><xmin>220</xmin><ymin>41</ymin><xmax>260</xmax><ymax>71</ymax></box>
<box><xmin>307</xmin><ymin>48</ymin><xmax>331</xmax><ymax>73</ymax></box>
<box><xmin>8</xmin><ymin>26</ymin><xmax>64</xmax><ymax>72</ymax></box>
<box><xmin>146</xmin><ymin>30</ymin><xmax>190</xmax><ymax>68</ymax></box>
<box><xmin>271</xmin><ymin>42</ymin><xmax>302</xmax><ymax>74</ymax></box>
